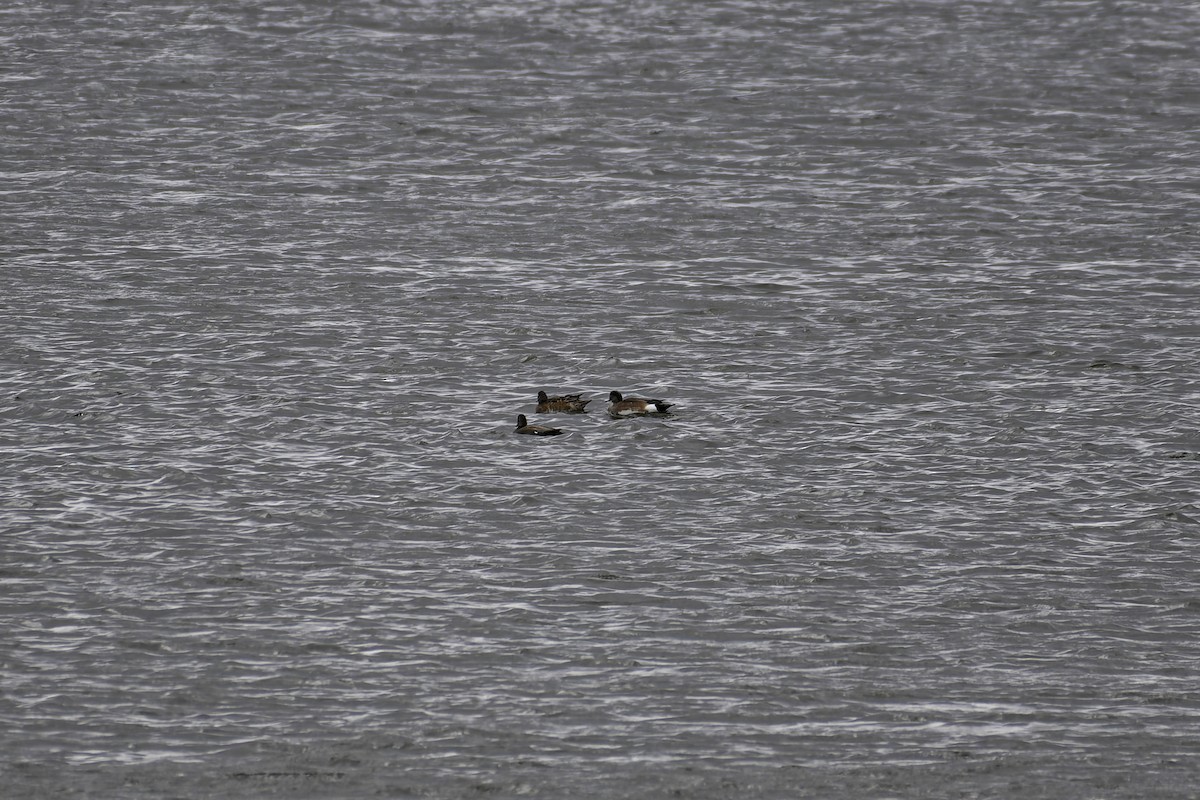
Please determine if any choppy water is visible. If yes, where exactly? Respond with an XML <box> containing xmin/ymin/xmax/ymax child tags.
<box><xmin>4</xmin><ymin>1</ymin><xmax>1200</xmax><ymax>797</ymax></box>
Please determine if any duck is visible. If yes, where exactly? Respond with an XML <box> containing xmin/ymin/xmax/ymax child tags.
<box><xmin>515</xmin><ymin>414</ymin><xmax>563</xmax><ymax>436</ymax></box>
<box><xmin>536</xmin><ymin>390</ymin><xmax>590</xmax><ymax>414</ymax></box>
<box><xmin>607</xmin><ymin>390</ymin><xmax>674</xmax><ymax>417</ymax></box>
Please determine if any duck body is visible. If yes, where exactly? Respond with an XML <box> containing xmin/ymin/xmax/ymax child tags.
<box><xmin>607</xmin><ymin>390</ymin><xmax>674</xmax><ymax>418</ymax></box>
<box><xmin>536</xmin><ymin>390</ymin><xmax>590</xmax><ymax>414</ymax></box>
<box><xmin>515</xmin><ymin>414</ymin><xmax>563</xmax><ymax>436</ymax></box>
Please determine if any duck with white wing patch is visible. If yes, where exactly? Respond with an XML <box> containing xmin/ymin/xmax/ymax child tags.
<box><xmin>606</xmin><ymin>390</ymin><xmax>674</xmax><ymax>418</ymax></box>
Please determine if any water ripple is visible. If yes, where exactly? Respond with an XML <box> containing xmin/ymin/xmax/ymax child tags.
<box><xmin>5</xmin><ymin>0</ymin><xmax>1200</xmax><ymax>796</ymax></box>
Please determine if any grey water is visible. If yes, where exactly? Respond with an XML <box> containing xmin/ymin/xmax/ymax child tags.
<box><xmin>3</xmin><ymin>1</ymin><xmax>1200</xmax><ymax>797</ymax></box>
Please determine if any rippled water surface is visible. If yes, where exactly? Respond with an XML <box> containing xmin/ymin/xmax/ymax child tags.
<box><xmin>4</xmin><ymin>1</ymin><xmax>1200</xmax><ymax>797</ymax></box>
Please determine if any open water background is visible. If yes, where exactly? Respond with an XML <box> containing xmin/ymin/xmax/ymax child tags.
<box><xmin>3</xmin><ymin>1</ymin><xmax>1200</xmax><ymax>797</ymax></box>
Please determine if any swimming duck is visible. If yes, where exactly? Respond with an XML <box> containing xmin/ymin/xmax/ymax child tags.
<box><xmin>515</xmin><ymin>414</ymin><xmax>563</xmax><ymax>436</ymax></box>
<box><xmin>536</xmin><ymin>390</ymin><xmax>590</xmax><ymax>414</ymax></box>
<box><xmin>607</xmin><ymin>390</ymin><xmax>674</xmax><ymax>417</ymax></box>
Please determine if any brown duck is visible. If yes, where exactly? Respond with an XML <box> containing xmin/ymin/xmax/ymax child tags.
<box><xmin>536</xmin><ymin>390</ymin><xmax>590</xmax><ymax>414</ymax></box>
